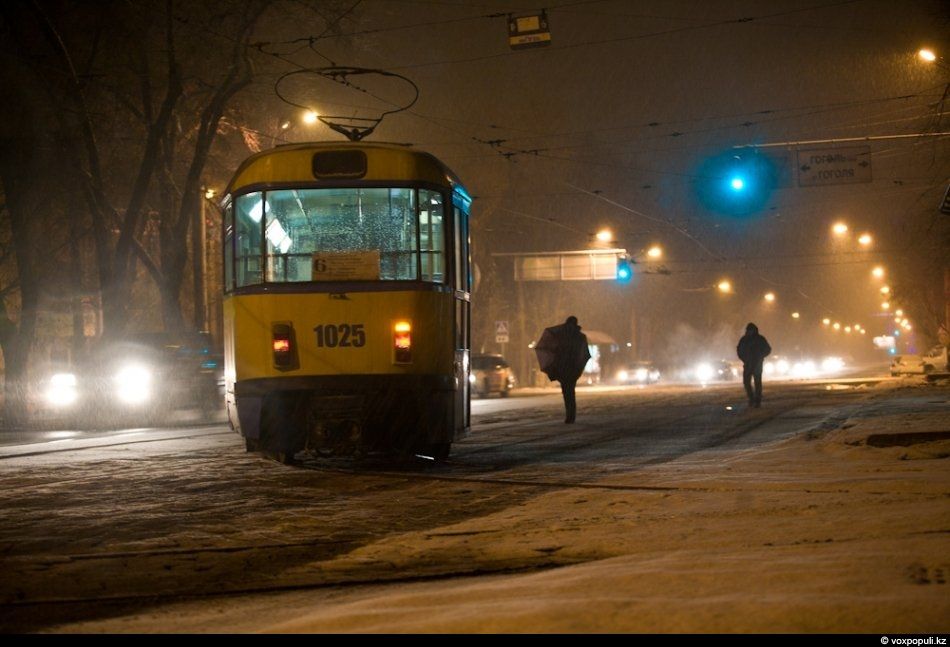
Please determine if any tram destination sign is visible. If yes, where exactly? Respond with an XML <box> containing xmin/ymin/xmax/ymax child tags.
<box><xmin>312</xmin><ymin>250</ymin><xmax>380</xmax><ymax>281</ymax></box>
<box><xmin>796</xmin><ymin>145</ymin><xmax>872</xmax><ymax>187</ymax></box>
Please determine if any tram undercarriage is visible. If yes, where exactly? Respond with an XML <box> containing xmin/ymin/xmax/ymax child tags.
<box><xmin>232</xmin><ymin>375</ymin><xmax>459</xmax><ymax>461</ymax></box>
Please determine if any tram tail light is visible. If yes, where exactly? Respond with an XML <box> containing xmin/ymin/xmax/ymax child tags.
<box><xmin>272</xmin><ymin>322</ymin><xmax>298</xmax><ymax>370</ymax></box>
<box><xmin>393</xmin><ymin>320</ymin><xmax>412</xmax><ymax>364</ymax></box>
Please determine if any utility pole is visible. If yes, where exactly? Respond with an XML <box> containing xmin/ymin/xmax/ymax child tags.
<box><xmin>193</xmin><ymin>187</ymin><xmax>210</xmax><ymax>332</ymax></box>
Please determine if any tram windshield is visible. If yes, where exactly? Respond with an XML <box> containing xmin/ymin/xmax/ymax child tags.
<box><xmin>230</xmin><ymin>187</ymin><xmax>445</xmax><ymax>287</ymax></box>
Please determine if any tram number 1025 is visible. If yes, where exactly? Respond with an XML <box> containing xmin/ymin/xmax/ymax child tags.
<box><xmin>314</xmin><ymin>323</ymin><xmax>366</xmax><ymax>348</ymax></box>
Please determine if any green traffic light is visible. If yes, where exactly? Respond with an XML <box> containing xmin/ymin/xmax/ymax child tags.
<box><xmin>616</xmin><ymin>259</ymin><xmax>632</xmax><ymax>283</ymax></box>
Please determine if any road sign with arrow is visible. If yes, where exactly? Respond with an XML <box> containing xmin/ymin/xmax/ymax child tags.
<box><xmin>796</xmin><ymin>145</ymin><xmax>872</xmax><ymax>187</ymax></box>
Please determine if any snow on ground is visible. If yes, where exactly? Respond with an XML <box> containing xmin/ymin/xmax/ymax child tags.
<box><xmin>44</xmin><ymin>379</ymin><xmax>949</xmax><ymax>633</ymax></box>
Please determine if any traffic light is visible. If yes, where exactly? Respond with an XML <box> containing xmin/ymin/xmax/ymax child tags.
<box><xmin>725</xmin><ymin>158</ymin><xmax>751</xmax><ymax>195</ymax></box>
<box><xmin>616</xmin><ymin>256</ymin><xmax>632</xmax><ymax>283</ymax></box>
<box><xmin>696</xmin><ymin>150</ymin><xmax>779</xmax><ymax>216</ymax></box>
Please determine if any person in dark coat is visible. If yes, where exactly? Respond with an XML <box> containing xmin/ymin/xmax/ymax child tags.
<box><xmin>736</xmin><ymin>322</ymin><xmax>772</xmax><ymax>408</ymax></box>
<box><xmin>536</xmin><ymin>316</ymin><xmax>591</xmax><ymax>423</ymax></box>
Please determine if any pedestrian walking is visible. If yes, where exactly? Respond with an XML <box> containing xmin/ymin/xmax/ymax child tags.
<box><xmin>737</xmin><ymin>322</ymin><xmax>771</xmax><ymax>408</ymax></box>
<box><xmin>535</xmin><ymin>316</ymin><xmax>592</xmax><ymax>423</ymax></box>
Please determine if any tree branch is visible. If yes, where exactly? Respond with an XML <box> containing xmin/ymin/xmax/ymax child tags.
<box><xmin>175</xmin><ymin>1</ymin><xmax>267</xmax><ymax>241</ymax></box>
<box><xmin>131</xmin><ymin>235</ymin><xmax>164</xmax><ymax>286</ymax></box>
<box><xmin>113</xmin><ymin>0</ymin><xmax>183</xmax><ymax>282</ymax></box>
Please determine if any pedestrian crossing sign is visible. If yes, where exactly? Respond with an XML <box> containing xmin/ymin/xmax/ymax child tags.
<box><xmin>495</xmin><ymin>320</ymin><xmax>509</xmax><ymax>344</ymax></box>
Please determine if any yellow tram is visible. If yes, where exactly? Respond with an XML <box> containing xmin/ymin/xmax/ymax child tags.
<box><xmin>221</xmin><ymin>143</ymin><xmax>471</xmax><ymax>461</ymax></box>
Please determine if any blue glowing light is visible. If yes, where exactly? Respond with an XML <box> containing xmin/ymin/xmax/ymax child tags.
<box><xmin>730</xmin><ymin>177</ymin><xmax>745</xmax><ymax>191</ymax></box>
<box><xmin>616</xmin><ymin>258</ymin><xmax>632</xmax><ymax>283</ymax></box>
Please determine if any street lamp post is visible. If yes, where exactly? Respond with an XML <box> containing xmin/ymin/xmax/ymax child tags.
<box><xmin>193</xmin><ymin>187</ymin><xmax>212</xmax><ymax>332</ymax></box>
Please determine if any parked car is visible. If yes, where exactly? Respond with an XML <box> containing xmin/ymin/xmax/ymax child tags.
<box><xmin>613</xmin><ymin>361</ymin><xmax>661</xmax><ymax>385</ymax></box>
<box><xmin>890</xmin><ymin>354</ymin><xmax>925</xmax><ymax>376</ymax></box>
<box><xmin>921</xmin><ymin>345</ymin><xmax>949</xmax><ymax>373</ymax></box>
<box><xmin>892</xmin><ymin>346</ymin><xmax>949</xmax><ymax>375</ymax></box>
<box><xmin>470</xmin><ymin>354</ymin><xmax>515</xmax><ymax>397</ymax></box>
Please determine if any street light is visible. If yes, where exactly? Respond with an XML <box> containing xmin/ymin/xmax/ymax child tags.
<box><xmin>833</xmin><ymin>322</ymin><xmax>841</xmax><ymax>330</ymax></box>
<box><xmin>880</xmin><ymin>285</ymin><xmax>890</xmax><ymax>295</ymax></box>
<box><xmin>646</xmin><ymin>245</ymin><xmax>663</xmax><ymax>259</ymax></box>
<box><xmin>791</xmin><ymin>312</ymin><xmax>800</xmax><ymax>319</ymax></box>
<box><xmin>858</xmin><ymin>233</ymin><xmax>872</xmax><ymax>246</ymax></box>
<box><xmin>832</xmin><ymin>222</ymin><xmax>849</xmax><ymax>236</ymax></box>
<box><xmin>303</xmin><ymin>110</ymin><xmax>319</xmax><ymax>124</ymax></box>
<box><xmin>764</xmin><ymin>292</ymin><xmax>775</xmax><ymax>303</ymax></box>
<box><xmin>872</xmin><ymin>266</ymin><xmax>885</xmax><ymax>279</ymax></box>
<box><xmin>822</xmin><ymin>318</ymin><xmax>831</xmax><ymax>326</ymax></box>
<box><xmin>717</xmin><ymin>280</ymin><xmax>732</xmax><ymax>293</ymax></box>
<box><xmin>595</xmin><ymin>228</ymin><xmax>613</xmax><ymax>244</ymax></box>
<box><xmin>918</xmin><ymin>47</ymin><xmax>950</xmax><ymax>71</ymax></box>
<box><xmin>881</xmin><ymin>301</ymin><xmax>890</xmax><ymax>310</ymax></box>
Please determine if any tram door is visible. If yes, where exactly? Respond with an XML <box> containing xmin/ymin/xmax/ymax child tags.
<box><xmin>453</xmin><ymin>203</ymin><xmax>471</xmax><ymax>431</ymax></box>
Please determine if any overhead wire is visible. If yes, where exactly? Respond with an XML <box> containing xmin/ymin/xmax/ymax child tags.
<box><xmin>385</xmin><ymin>0</ymin><xmax>870</xmax><ymax>71</ymax></box>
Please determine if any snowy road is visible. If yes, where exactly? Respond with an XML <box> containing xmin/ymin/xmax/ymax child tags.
<box><xmin>1</xmin><ymin>374</ymin><xmax>946</xmax><ymax>632</ymax></box>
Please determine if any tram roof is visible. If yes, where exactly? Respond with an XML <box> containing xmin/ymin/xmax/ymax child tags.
<box><xmin>225</xmin><ymin>142</ymin><xmax>466</xmax><ymax>196</ymax></box>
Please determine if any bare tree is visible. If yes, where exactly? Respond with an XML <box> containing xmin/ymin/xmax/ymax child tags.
<box><xmin>0</xmin><ymin>1</ymin><xmax>274</xmax><ymax>337</ymax></box>
<box><xmin>0</xmin><ymin>79</ymin><xmax>53</xmax><ymax>425</ymax></box>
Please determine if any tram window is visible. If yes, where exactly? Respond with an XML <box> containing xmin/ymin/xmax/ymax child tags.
<box><xmin>419</xmin><ymin>189</ymin><xmax>444</xmax><ymax>283</ymax></box>
<box><xmin>234</xmin><ymin>192</ymin><xmax>264</xmax><ymax>287</ymax></box>
<box><xmin>462</xmin><ymin>210</ymin><xmax>471</xmax><ymax>290</ymax></box>
<box><xmin>262</xmin><ymin>188</ymin><xmax>418</xmax><ymax>282</ymax></box>
<box><xmin>224</xmin><ymin>203</ymin><xmax>234</xmax><ymax>291</ymax></box>
<box><xmin>452</xmin><ymin>205</ymin><xmax>471</xmax><ymax>292</ymax></box>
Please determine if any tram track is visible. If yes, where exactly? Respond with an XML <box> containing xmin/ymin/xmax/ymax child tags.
<box><xmin>0</xmin><ymin>429</ymin><xmax>234</xmax><ymax>460</ymax></box>
<box><xmin>295</xmin><ymin>390</ymin><xmax>886</xmax><ymax>495</ymax></box>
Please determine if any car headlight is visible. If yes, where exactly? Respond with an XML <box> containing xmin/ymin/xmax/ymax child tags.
<box><xmin>635</xmin><ymin>368</ymin><xmax>648</xmax><ymax>382</ymax></box>
<box><xmin>115</xmin><ymin>364</ymin><xmax>152</xmax><ymax>405</ymax></box>
<box><xmin>695</xmin><ymin>363</ymin><xmax>714</xmax><ymax>382</ymax></box>
<box><xmin>821</xmin><ymin>357</ymin><xmax>844</xmax><ymax>373</ymax></box>
<box><xmin>617</xmin><ymin>370</ymin><xmax>629</xmax><ymax>382</ymax></box>
<box><xmin>46</xmin><ymin>372</ymin><xmax>78</xmax><ymax>407</ymax></box>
